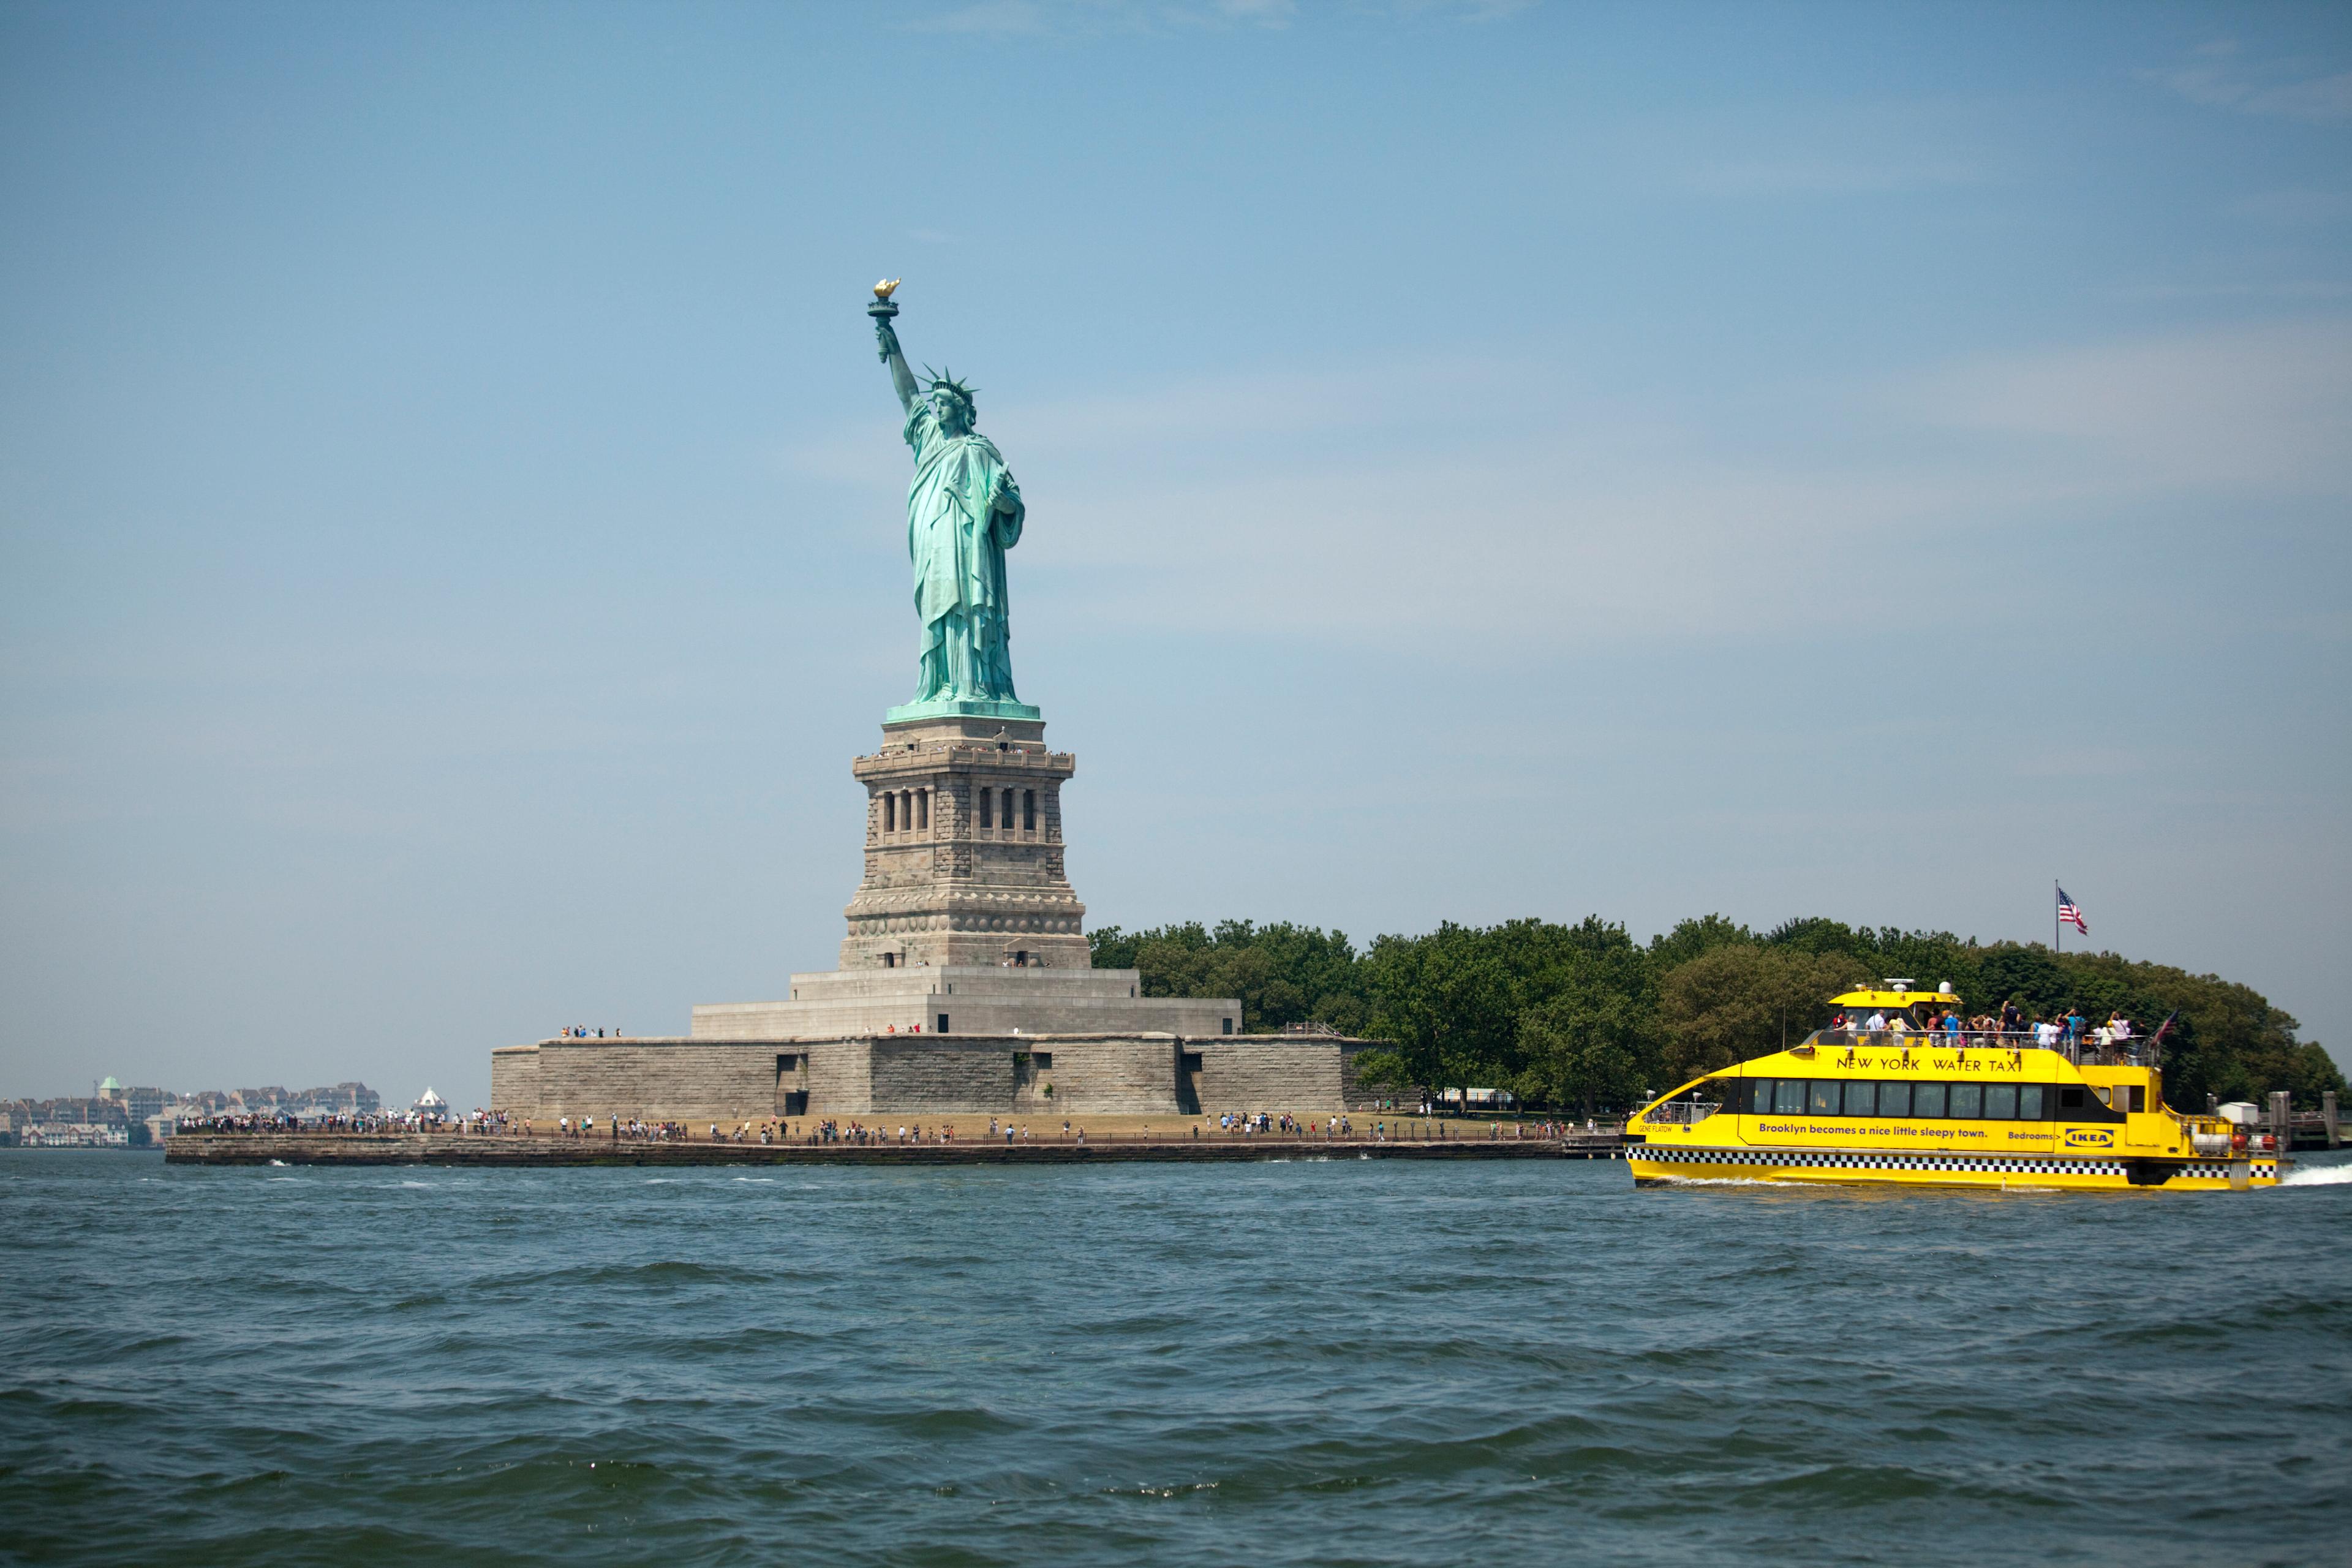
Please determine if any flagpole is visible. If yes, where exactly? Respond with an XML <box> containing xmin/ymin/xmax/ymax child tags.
<box><xmin>2054</xmin><ymin>879</ymin><xmax>2060</xmax><ymax>954</ymax></box>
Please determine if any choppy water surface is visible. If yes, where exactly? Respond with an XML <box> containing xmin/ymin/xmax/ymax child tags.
<box><xmin>4</xmin><ymin>1150</ymin><xmax>2348</xmax><ymax>1566</ymax></box>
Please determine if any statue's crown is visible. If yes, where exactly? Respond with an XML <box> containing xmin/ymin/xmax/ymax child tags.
<box><xmin>922</xmin><ymin>366</ymin><xmax>978</xmax><ymax>412</ymax></box>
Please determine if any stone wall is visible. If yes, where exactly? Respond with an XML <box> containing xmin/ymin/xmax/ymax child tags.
<box><xmin>869</xmin><ymin>1038</ymin><xmax>1016</xmax><ymax>1114</ymax></box>
<box><xmin>1024</xmin><ymin>1038</ymin><xmax>1184</xmax><ymax>1116</ymax></box>
<box><xmin>802</xmin><ymin>1038</ymin><xmax>869</xmax><ymax>1116</ymax></box>
<box><xmin>491</xmin><ymin>1032</ymin><xmax>1389</xmax><ymax>1122</ymax></box>
<box><xmin>489</xmin><ymin>1045</ymin><xmax>538</xmax><ymax>1115</ymax></box>
<box><xmin>1193</xmin><ymin>1038</ymin><xmax>1392</xmax><ymax>1114</ymax></box>
<box><xmin>510</xmin><ymin>1038</ymin><xmax>776</xmax><ymax>1125</ymax></box>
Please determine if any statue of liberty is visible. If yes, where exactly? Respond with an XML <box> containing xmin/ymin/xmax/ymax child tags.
<box><xmin>869</xmin><ymin>284</ymin><xmax>1036</xmax><ymax>720</ymax></box>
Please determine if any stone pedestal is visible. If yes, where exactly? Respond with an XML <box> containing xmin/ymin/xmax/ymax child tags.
<box><xmin>680</xmin><ymin>706</ymin><xmax>1237</xmax><ymax>1043</ymax></box>
<box><xmin>842</xmin><ymin>712</ymin><xmax>1090</xmax><ymax>971</ymax></box>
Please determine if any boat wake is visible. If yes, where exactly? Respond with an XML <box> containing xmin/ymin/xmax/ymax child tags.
<box><xmin>2280</xmin><ymin>1164</ymin><xmax>2352</xmax><ymax>1186</ymax></box>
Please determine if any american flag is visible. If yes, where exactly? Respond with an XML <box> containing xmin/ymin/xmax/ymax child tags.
<box><xmin>2057</xmin><ymin>887</ymin><xmax>2088</xmax><ymax>935</ymax></box>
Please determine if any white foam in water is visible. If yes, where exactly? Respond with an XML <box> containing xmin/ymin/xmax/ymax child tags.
<box><xmin>2280</xmin><ymin>1163</ymin><xmax>2352</xmax><ymax>1186</ymax></box>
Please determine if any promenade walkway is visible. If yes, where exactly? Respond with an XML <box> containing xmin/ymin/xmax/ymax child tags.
<box><xmin>164</xmin><ymin>1127</ymin><xmax>1628</xmax><ymax>1167</ymax></box>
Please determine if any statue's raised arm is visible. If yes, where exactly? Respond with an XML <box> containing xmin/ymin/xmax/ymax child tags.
<box><xmin>870</xmin><ymin>280</ymin><xmax>918</xmax><ymax>412</ymax></box>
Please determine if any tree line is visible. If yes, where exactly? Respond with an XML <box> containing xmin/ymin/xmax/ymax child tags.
<box><xmin>1087</xmin><ymin>916</ymin><xmax>2346</xmax><ymax>1115</ymax></box>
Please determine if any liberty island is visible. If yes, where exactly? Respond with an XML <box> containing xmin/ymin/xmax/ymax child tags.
<box><xmin>275</xmin><ymin>284</ymin><xmax>1408</xmax><ymax>1148</ymax></box>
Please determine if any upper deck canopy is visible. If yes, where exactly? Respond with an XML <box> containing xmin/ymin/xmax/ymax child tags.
<box><xmin>1830</xmin><ymin>988</ymin><xmax>1957</xmax><ymax>1008</ymax></box>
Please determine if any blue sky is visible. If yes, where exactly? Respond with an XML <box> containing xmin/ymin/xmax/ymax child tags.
<box><xmin>3</xmin><ymin>1</ymin><xmax>2348</xmax><ymax>1104</ymax></box>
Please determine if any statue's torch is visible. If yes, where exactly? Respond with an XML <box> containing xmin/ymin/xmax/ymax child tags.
<box><xmin>869</xmin><ymin>278</ymin><xmax>901</xmax><ymax>361</ymax></box>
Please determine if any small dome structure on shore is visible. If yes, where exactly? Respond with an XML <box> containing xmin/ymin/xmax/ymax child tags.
<box><xmin>412</xmin><ymin>1087</ymin><xmax>448</xmax><ymax>1115</ymax></box>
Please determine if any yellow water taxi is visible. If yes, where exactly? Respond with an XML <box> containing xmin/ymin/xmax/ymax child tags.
<box><xmin>1627</xmin><ymin>985</ymin><xmax>2284</xmax><ymax>1191</ymax></box>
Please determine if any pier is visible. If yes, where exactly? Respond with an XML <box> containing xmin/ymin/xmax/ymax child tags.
<box><xmin>164</xmin><ymin>1128</ymin><xmax>1629</xmax><ymax>1167</ymax></box>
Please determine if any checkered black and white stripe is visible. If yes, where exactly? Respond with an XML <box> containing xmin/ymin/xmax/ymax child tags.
<box><xmin>1635</xmin><ymin>1147</ymin><xmax>2283</xmax><ymax>1182</ymax></box>
<box><xmin>1634</xmin><ymin>1146</ymin><xmax>2129</xmax><ymax>1178</ymax></box>
<box><xmin>2163</xmin><ymin>1162</ymin><xmax>2276</xmax><ymax>1180</ymax></box>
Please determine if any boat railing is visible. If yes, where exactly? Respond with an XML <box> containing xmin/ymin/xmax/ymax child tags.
<box><xmin>1814</xmin><ymin>1027</ymin><xmax>2159</xmax><ymax>1067</ymax></box>
<box><xmin>1645</xmin><ymin>1099</ymin><xmax>1721</xmax><ymax>1126</ymax></box>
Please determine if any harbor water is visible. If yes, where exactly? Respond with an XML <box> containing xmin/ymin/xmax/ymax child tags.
<box><xmin>4</xmin><ymin>1148</ymin><xmax>2348</xmax><ymax>1566</ymax></box>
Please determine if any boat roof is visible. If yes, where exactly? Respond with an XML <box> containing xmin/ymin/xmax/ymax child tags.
<box><xmin>1831</xmin><ymin>989</ymin><xmax>1956</xmax><ymax>1007</ymax></box>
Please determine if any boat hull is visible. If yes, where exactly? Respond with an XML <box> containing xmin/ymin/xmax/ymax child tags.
<box><xmin>1629</xmin><ymin>1144</ymin><xmax>2280</xmax><ymax>1191</ymax></box>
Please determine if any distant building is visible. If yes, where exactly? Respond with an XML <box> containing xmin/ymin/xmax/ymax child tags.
<box><xmin>290</xmin><ymin>1082</ymin><xmax>380</xmax><ymax>1115</ymax></box>
<box><xmin>96</xmin><ymin>1078</ymin><xmax>170</xmax><ymax>1123</ymax></box>
<box><xmin>2</xmin><ymin>1080</ymin><xmax>380</xmax><ymax>1144</ymax></box>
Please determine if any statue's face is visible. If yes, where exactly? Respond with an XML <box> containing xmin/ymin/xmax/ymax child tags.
<box><xmin>930</xmin><ymin>387</ymin><xmax>970</xmax><ymax>432</ymax></box>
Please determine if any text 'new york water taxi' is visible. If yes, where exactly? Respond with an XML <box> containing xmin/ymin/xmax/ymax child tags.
<box><xmin>1626</xmin><ymin>985</ymin><xmax>2283</xmax><ymax>1191</ymax></box>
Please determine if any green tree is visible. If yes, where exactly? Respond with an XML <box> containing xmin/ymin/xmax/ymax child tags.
<box><xmin>1089</xmin><ymin>919</ymin><xmax>1366</xmax><ymax>1034</ymax></box>
<box><xmin>1649</xmin><ymin>913</ymin><xmax>1752</xmax><ymax>968</ymax></box>
<box><xmin>1515</xmin><ymin>921</ymin><xmax>1657</xmax><ymax>1115</ymax></box>
<box><xmin>1657</xmin><ymin>944</ymin><xmax>1858</xmax><ymax>1084</ymax></box>
<box><xmin>1363</xmin><ymin>922</ymin><xmax>1521</xmax><ymax>1099</ymax></box>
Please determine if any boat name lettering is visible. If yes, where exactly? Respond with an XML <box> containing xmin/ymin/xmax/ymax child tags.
<box><xmin>1754</xmin><ymin>1121</ymin><xmax>1997</xmax><ymax>1141</ymax></box>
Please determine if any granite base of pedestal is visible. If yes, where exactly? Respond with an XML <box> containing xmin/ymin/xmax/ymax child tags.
<box><xmin>491</xmin><ymin>1031</ymin><xmax>1390</xmax><ymax>1123</ymax></box>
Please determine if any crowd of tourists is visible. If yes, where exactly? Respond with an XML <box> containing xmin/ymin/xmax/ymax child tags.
<box><xmin>183</xmin><ymin>1107</ymin><xmax>1600</xmax><ymax>1145</ymax></box>
<box><xmin>1828</xmin><ymin>1003</ymin><xmax>2149</xmax><ymax>1061</ymax></box>
<box><xmin>178</xmin><ymin>1107</ymin><xmax>514</xmax><ymax>1135</ymax></box>
<box><xmin>549</xmin><ymin>1115</ymin><xmax>709</xmax><ymax>1141</ymax></box>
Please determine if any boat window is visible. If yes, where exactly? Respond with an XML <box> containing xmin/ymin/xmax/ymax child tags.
<box><xmin>1985</xmin><ymin>1084</ymin><xmax>2018</xmax><ymax>1120</ymax></box>
<box><xmin>1878</xmin><ymin>1081</ymin><xmax>1912</xmax><ymax>1118</ymax></box>
<box><xmin>1774</xmin><ymin>1079</ymin><xmax>1805</xmax><ymax>1115</ymax></box>
<box><xmin>1913</xmin><ymin>1083</ymin><xmax>1946</xmax><ymax>1118</ymax></box>
<box><xmin>1808</xmin><ymin>1082</ymin><xmax>1839</xmax><ymax>1115</ymax></box>
<box><xmin>1950</xmin><ymin>1083</ymin><xmax>1984</xmax><ymax>1118</ymax></box>
<box><xmin>1843</xmin><ymin>1081</ymin><xmax>1877</xmax><ymax>1117</ymax></box>
<box><xmin>1745</xmin><ymin>1079</ymin><xmax>1771</xmax><ymax>1114</ymax></box>
<box><xmin>2019</xmin><ymin>1084</ymin><xmax>2045</xmax><ymax>1120</ymax></box>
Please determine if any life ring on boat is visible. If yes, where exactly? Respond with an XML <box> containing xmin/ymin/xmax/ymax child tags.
<box><xmin>2230</xmin><ymin>1125</ymin><xmax>2248</xmax><ymax>1153</ymax></box>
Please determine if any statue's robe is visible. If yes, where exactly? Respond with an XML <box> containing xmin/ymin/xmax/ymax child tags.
<box><xmin>903</xmin><ymin>399</ymin><xmax>1023</xmax><ymax>703</ymax></box>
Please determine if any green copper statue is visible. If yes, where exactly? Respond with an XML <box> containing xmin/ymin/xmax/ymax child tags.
<box><xmin>869</xmin><ymin>282</ymin><xmax>1038</xmax><ymax>722</ymax></box>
